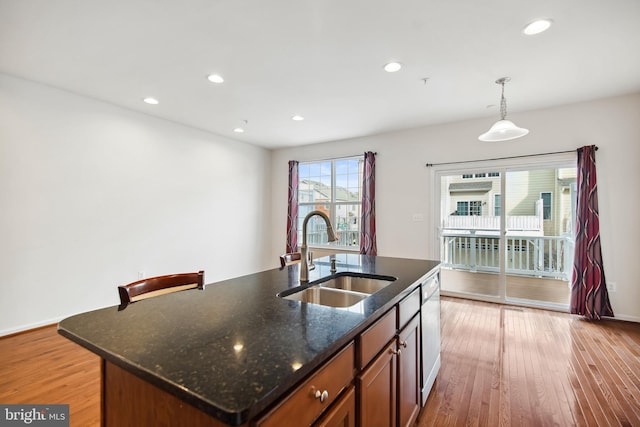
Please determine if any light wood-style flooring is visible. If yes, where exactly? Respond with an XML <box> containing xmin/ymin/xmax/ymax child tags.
<box><xmin>441</xmin><ymin>268</ymin><xmax>570</xmax><ymax>306</ymax></box>
<box><xmin>1</xmin><ymin>298</ymin><xmax>639</xmax><ymax>426</ymax></box>
<box><xmin>0</xmin><ymin>325</ymin><xmax>100</xmax><ymax>427</ymax></box>
<box><xmin>418</xmin><ymin>297</ymin><xmax>640</xmax><ymax>427</ymax></box>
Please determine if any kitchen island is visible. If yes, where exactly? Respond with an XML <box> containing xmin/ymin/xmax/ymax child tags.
<box><xmin>58</xmin><ymin>254</ymin><xmax>440</xmax><ymax>426</ymax></box>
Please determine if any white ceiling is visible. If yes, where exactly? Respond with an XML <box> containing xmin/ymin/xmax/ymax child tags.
<box><xmin>1</xmin><ymin>0</ymin><xmax>639</xmax><ymax>149</ymax></box>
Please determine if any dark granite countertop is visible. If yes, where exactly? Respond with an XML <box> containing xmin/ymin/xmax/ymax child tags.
<box><xmin>58</xmin><ymin>254</ymin><xmax>439</xmax><ymax>426</ymax></box>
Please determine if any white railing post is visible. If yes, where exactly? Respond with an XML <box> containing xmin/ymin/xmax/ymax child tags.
<box><xmin>469</xmin><ymin>230</ymin><xmax>477</xmax><ymax>271</ymax></box>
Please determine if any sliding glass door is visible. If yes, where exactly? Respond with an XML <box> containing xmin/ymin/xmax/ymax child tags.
<box><xmin>436</xmin><ymin>159</ymin><xmax>575</xmax><ymax>309</ymax></box>
<box><xmin>503</xmin><ymin>168</ymin><xmax>575</xmax><ymax>308</ymax></box>
<box><xmin>438</xmin><ymin>172</ymin><xmax>502</xmax><ymax>300</ymax></box>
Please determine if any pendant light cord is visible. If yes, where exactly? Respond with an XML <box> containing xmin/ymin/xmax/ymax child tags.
<box><xmin>500</xmin><ymin>81</ymin><xmax>507</xmax><ymax>120</ymax></box>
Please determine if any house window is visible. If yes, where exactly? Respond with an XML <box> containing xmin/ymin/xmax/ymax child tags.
<box><xmin>463</xmin><ymin>172</ymin><xmax>499</xmax><ymax>178</ymax></box>
<box><xmin>298</xmin><ymin>157</ymin><xmax>363</xmax><ymax>248</ymax></box>
<box><xmin>456</xmin><ymin>201</ymin><xmax>482</xmax><ymax>216</ymax></box>
<box><xmin>541</xmin><ymin>192</ymin><xmax>552</xmax><ymax>220</ymax></box>
<box><xmin>494</xmin><ymin>194</ymin><xmax>501</xmax><ymax>216</ymax></box>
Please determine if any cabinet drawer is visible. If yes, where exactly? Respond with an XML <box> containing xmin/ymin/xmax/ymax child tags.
<box><xmin>256</xmin><ymin>342</ymin><xmax>354</xmax><ymax>427</ymax></box>
<box><xmin>398</xmin><ymin>287</ymin><xmax>420</xmax><ymax>330</ymax></box>
<box><xmin>357</xmin><ymin>307</ymin><xmax>397</xmax><ymax>369</ymax></box>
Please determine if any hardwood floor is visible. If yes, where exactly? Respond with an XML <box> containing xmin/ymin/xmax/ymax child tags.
<box><xmin>441</xmin><ymin>268</ymin><xmax>570</xmax><ymax>306</ymax></box>
<box><xmin>418</xmin><ymin>297</ymin><xmax>640</xmax><ymax>427</ymax></box>
<box><xmin>0</xmin><ymin>325</ymin><xmax>100</xmax><ymax>427</ymax></box>
<box><xmin>1</xmin><ymin>299</ymin><xmax>639</xmax><ymax>427</ymax></box>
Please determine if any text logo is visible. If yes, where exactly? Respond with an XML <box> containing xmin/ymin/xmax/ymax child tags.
<box><xmin>0</xmin><ymin>405</ymin><xmax>69</xmax><ymax>426</ymax></box>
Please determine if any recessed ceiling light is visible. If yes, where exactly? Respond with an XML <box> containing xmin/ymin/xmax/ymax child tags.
<box><xmin>207</xmin><ymin>74</ymin><xmax>224</xmax><ymax>83</ymax></box>
<box><xmin>523</xmin><ymin>19</ymin><xmax>552</xmax><ymax>35</ymax></box>
<box><xmin>143</xmin><ymin>97</ymin><xmax>159</xmax><ymax>105</ymax></box>
<box><xmin>384</xmin><ymin>62</ymin><xmax>402</xmax><ymax>73</ymax></box>
<box><xmin>291</xmin><ymin>115</ymin><xmax>304</xmax><ymax>121</ymax></box>
<box><xmin>233</xmin><ymin>127</ymin><xmax>244</xmax><ymax>133</ymax></box>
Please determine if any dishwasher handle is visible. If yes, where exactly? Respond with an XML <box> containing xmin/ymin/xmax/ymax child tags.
<box><xmin>422</xmin><ymin>274</ymin><xmax>439</xmax><ymax>302</ymax></box>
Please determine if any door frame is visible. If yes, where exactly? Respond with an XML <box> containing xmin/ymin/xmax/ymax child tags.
<box><xmin>429</xmin><ymin>152</ymin><xmax>576</xmax><ymax>309</ymax></box>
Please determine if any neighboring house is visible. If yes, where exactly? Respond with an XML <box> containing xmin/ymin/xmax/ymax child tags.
<box><xmin>440</xmin><ymin>168</ymin><xmax>577</xmax><ymax>279</ymax></box>
<box><xmin>298</xmin><ymin>179</ymin><xmax>360</xmax><ymax>247</ymax></box>
<box><xmin>443</xmin><ymin>168</ymin><xmax>576</xmax><ymax>237</ymax></box>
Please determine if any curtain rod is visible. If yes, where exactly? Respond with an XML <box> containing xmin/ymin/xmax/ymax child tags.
<box><xmin>298</xmin><ymin>152</ymin><xmax>377</xmax><ymax>163</ymax></box>
<box><xmin>425</xmin><ymin>146</ymin><xmax>597</xmax><ymax>167</ymax></box>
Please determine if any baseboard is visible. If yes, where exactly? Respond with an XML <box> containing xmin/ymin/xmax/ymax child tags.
<box><xmin>0</xmin><ymin>316</ymin><xmax>65</xmax><ymax>338</ymax></box>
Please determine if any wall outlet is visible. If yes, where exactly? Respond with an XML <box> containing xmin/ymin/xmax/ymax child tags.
<box><xmin>607</xmin><ymin>281</ymin><xmax>616</xmax><ymax>292</ymax></box>
<box><xmin>412</xmin><ymin>213</ymin><xmax>424</xmax><ymax>222</ymax></box>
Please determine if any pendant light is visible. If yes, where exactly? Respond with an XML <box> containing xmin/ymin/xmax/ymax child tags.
<box><xmin>479</xmin><ymin>77</ymin><xmax>529</xmax><ymax>142</ymax></box>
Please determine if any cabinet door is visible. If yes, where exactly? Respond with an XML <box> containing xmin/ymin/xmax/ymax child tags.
<box><xmin>397</xmin><ymin>315</ymin><xmax>420</xmax><ymax>427</ymax></box>
<box><xmin>357</xmin><ymin>340</ymin><xmax>397</xmax><ymax>427</ymax></box>
<box><xmin>315</xmin><ymin>386</ymin><xmax>356</xmax><ymax>427</ymax></box>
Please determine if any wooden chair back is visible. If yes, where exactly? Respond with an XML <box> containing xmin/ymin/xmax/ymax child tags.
<box><xmin>118</xmin><ymin>270</ymin><xmax>204</xmax><ymax>304</ymax></box>
<box><xmin>279</xmin><ymin>252</ymin><xmax>302</xmax><ymax>268</ymax></box>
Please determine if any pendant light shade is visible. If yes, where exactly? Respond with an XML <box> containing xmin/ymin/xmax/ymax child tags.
<box><xmin>478</xmin><ymin>119</ymin><xmax>529</xmax><ymax>142</ymax></box>
<box><xmin>479</xmin><ymin>77</ymin><xmax>529</xmax><ymax>142</ymax></box>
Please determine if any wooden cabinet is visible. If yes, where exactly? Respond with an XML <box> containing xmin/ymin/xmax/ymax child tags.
<box><xmin>397</xmin><ymin>315</ymin><xmax>420</xmax><ymax>427</ymax></box>
<box><xmin>357</xmin><ymin>340</ymin><xmax>397</xmax><ymax>427</ymax></box>
<box><xmin>103</xmin><ymin>360</ymin><xmax>234</xmax><ymax>427</ymax></box>
<box><xmin>358</xmin><ymin>307</ymin><xmax>397</xmax><ymax>369</ymax></box>
<box><xmin>315</xmin><ymin>386</ymin><xmax>356</xmax><ymax>427</ymax></box>
<box><xmin>256</xmin><ymin>342</ymin><xmax>355</xmax><ymax>427</ymax></box>
<box><xmin>356</xmin><ymin>287</ymin><xmax>422</xmax><ymax>427</ymax></box>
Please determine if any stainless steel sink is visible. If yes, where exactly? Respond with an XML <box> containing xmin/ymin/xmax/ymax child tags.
<box><xmin>278</xmin><ymin>273</ymin><xmax>397</xmax><ymax>308</ymax></box>
<box><xmin>317</xmin><ymin>274</ymin><xmax>396</xmax><ymax>294</ymax></box>
<box><xmin>281</xmin><ymin>286</ymin><xmax>367</xmax><ymax>307</ymax></box>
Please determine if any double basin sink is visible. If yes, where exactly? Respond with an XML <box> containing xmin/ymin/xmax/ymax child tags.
<box><xmin>278</xmin><ymin>273</ymin><xmax>397</xmax><ymax>308</ymax></box>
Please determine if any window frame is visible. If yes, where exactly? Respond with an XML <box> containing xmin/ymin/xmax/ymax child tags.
<box><xmin>297</xmin><ymin>156</ymin><xmax>363</xmax><ymax>250</ymax></box>
<box><xmin>456</xmin><ymin>200</ymin><xmax>482</xmax><ymax>216</ymax></box>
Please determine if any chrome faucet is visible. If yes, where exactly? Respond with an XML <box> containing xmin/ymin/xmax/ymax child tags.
<box><xmin>300</xmin><ymin>210</ymin><xmax>337</xmax><ymax>282</ymax></box>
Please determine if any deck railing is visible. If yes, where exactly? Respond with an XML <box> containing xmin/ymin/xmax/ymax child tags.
<box><xmin>304</xmin><ymin>229</ymin><xmax>359</xmax><ymax>248</ymax></box>
<box><xmin>443</xmin><ymin>214</ymin><xmax>542</xmax><ymax>233</ymax></box>
<box><xmin>441</xmin><ymin>231</ymin><xmax>574</xmax><ymax>280</ymax></box>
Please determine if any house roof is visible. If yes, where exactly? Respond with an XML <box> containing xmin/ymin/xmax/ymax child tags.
<box><xmin>449</xmin><ymin>181</ymin><xmax>493</xmax><ymax>193</ymax></box>
<box><xmin>300</xmin><ymin>180</ymin><xmax>357</xmax><ymax>201</ymax></box>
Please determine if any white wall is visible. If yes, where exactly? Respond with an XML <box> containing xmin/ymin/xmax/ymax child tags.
<box><xmin>271</xmin><ymin>93</ymin><xmax>640</xmax><ymax>322</ymax></box>
<box><xmin>0</xmin><ymin>74</ymin><xmax>273</xmax><ymax>335</ymax></box>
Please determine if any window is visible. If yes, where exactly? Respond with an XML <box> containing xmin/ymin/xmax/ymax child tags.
<box><xmin>470</xmin><ymin>201</ymin><xmax>482</xmax><ymax>216</ymax></box>
<box><xmin>298</xmin><ymin>157</ymin><xmax>363</xmax><ymax>248</ymax></box>
<box><xmin>541</xmin><ymin>192</ymin><xmax>552</xmax><ymax>220</ymax></box>
<box><xmin>456</xmin><ymin>201</ymin><xmax>482</xmax><ymax>216</ymax></box>
<box><xmin>494</xmin><ymin>194</ymin><xmax>501</xmax><ymax>216</ymax></box>
<box><xmin>463</xmin><ymin>172</ymin><xmax>499</xmax><ymax>178</ymax></box>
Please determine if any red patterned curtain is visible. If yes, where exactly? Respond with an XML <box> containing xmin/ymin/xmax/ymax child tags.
<box><xmin>286</xmin><ymin>160</ymin><xmax>299</xmax><ymax>253</ymax></box>
<box><xmin>570</xmin><ymin>145</ymin><xmax>613</xmax><ymax>319</ymax></box>
<box><xmin>360</xmin><ymin>151</ymin><xmax>377</xmax><ymax>255</ymax></box>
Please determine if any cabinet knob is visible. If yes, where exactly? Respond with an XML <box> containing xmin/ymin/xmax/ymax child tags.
<box><xmin>314</xmin><ymin>389</ymin><xmax>329</xmax><ymax>403</ymax></box>
<box><xmin>390</xmin><ymin>348</ymin><xmax>401</xmax><ymax>355</ymax></box>
<box><xmin>400</xmin><ymin>340</ymin><xmax>408</xmax><ymax>348</ymax></box>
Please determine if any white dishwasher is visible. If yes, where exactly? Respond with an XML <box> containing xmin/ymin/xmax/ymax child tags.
<box><xmin>420</xmin><ymin>271</ymin><xmax>441</xmax><ymax>406</ymax></box>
